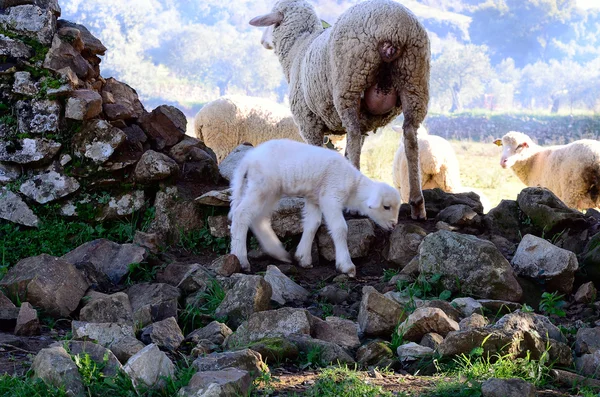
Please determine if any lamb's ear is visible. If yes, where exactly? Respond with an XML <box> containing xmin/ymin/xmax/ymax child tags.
<box><xmin>249</xmin><ymin>12</ymin><xmax>284</xmax><ymax>27</ymax></box>
<box><xmin>392</xmin><ymin>125</ymin><xmax>403</xmax><ymax>133</ymax></box>
<box><xmin>493</xmin><ymin>139</ymin><xmax>502</xmax><ymax>147</ymax></box>
<box><xmin>366</xmin><ymin>191</ymin><xmax>382</xmax><ymax>209</ymax></box>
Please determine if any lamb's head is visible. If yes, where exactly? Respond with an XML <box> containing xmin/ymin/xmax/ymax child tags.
<box><xmin>249</xmin><ymin>0</ymin><xmax>322</xmax><ymax>52</ymax></box>
<box><xmin>494</xmin><ymin>131</ymin><xmax>535</xmax><ymax>169</ymax></box>
<box><xmin>363</xmin><ymin>182</ymin><xmax>401</xmax><ymax>231</ymax></box>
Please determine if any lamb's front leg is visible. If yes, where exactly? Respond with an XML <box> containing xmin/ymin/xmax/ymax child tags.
<box><xmin>294</xmin><ymin>201</ymin><xmax>322</xmax><ymax>268</ymax></box>
<box><xmin>322</xmin><ymin>200</ymin><xmax>356</xmax><ymax>277</ymax></box>
<box><xmin>403</xmin><ymin>123</ymin><xmax>426</xmax><ymax>220</ymax></box>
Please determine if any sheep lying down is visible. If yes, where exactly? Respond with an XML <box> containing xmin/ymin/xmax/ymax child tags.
<box><xmin>496</xmin><ymin>131</ymin><xmax>600</xmax><ymax>210</ymax></box>
<box><xmin>229</xmin><ymin>139</ymin><xmax>401</xmax><ymax>277</ymax></box>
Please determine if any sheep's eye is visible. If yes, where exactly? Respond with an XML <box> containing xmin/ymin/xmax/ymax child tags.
<box><xmin>384</xmin><ymin>205</ymin><xmax>391</xmax><ymax>210</ymax></box>
<box><xmin>516</xmin><ymin>144</ymin><xmax>524</xmax><ymax>150</ymax></box>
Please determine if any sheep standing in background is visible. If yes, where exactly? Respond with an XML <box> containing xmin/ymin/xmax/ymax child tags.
<box><xmin>249</xmin><ymin>0</ymin><xmax>431</xmax><ymax>220</ymax></box>
<box><xmin>495</xmin><ymin>131</ymin><xmax>600</xmax><ymax>209</ymax></box>
<box><xmin>194</xmin><ymin>95</ymin><xmax>304</xmax><ymax>163</ymax></box>
<box><xmin>229</xmin><ymin>139</ymin><xmax>401</xmax><ymax>277</ymax></box>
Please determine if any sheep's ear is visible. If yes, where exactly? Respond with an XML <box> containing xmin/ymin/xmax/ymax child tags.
<box><xmin>521</xmin><ymin>141</ymin><xmax>529</xmax><ymax>148</ymax></box>
<box><xmin>366</xmin><ymin>191</ymin><xmax>382</xmax><ymax>209</ymax></box>
<box><xmin>249</xmin><ymin>12</ymin><xmax>284</xmax><ymax>27</ymax></box>
<box><xmin>493</xmin><ymin>139</ymin><xmax>502</xmax><ymax>147</ymax></box>
<box><xmin>392</xmin><ymin>125</ymin><xmax>403</xmax><ymax>133</ymax></box>
<box><xmin>321</xmin><ymin>19</ymin><xmax>331</xmax><ymax>29</ymax></box>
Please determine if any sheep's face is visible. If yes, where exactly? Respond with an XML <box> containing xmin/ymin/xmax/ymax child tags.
<box><xmin>364</xmin><ymin>183</ymin><xmax>400</xmax><ymax>231</ymax></box>
<box><xmin>497</xmin><ymin>131</ymin><xmax>534</xmax><ymax>169</ymax></box>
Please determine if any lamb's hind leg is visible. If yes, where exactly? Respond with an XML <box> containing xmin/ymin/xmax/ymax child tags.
<box><xmin>250</xmin><ymin>197</ymin><xmax>291</xmax><ymax>264</ymax></box>
<box><xmin>230</xmin><ymin>192</ymin><xmax>264</xmax><ymax>271</ymax></box>
<box><xmin>294</xmin><ymin>200</ymin><xmax>322</xmax><ymax>268</ymax></box>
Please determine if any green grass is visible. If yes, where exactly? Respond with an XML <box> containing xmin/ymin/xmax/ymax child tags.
<box><xmin>178</xmin><ymin>225</ymin><xmax>229</xmax><ymax>255</ymax></box>
<box><xmin>417</xmin><ymin>380</ymin><xmax>482</xmax><ymax>397</ymax></box>
<box><xmin>179</xmin><ymin>278</ymin><xmax>227</xmax><ymax>334</ymax></box>
<box><xmin>303</xmin><ymin>366</ymin><xmax>393</xmax><ymax>397</ymax></box>
<box><xmin>298</xmin><ymin>344</ymin><xmax>325</xmax><ymax>369</ymax></box>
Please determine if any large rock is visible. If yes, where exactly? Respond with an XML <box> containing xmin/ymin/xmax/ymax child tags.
<box><xmin>62</xmin><ymin>239</ymin><xmax>147</xmax><ymax>285</ymax></box>
<box><xmin>0</xmin><ymin>162</ymin><xmax>21</xmax><ymax>184</ymax></box>
<box><xmin>396</xmin><ymin>342</ymin><xmax>434</xmax><ymax>363</ymax></box>
<box><xmin>31</xmin><ymin>346</ymin><xmax>85</xmax><ymax>397</ymax></box>
<box><xmin>318</xmin><ymin>219</ymin><xmax>376</xmax><ymax>261</ymax></box>
<box><xmin>196</xmin><ymin>189</ymin><xmax>231</xmax><ymax>207</ymax></box>
<box><xmin>484</xmin><ymin>200</ymin><xmax>522</xmax><ymax>242</ymax></box>
<box><xmin>436</xmin><ymin>204</ymin><xmax>480</xmax><ymax>227</ymax></box>
<box><xmin>357</xmin><ymin>286</ymin><xmax>405</xmax><ymax>337</ymax></box>
<box><xmin>148</xmin><ymin>186</ymin><xmax>205</xmax><ymax>244</ymax></box>
<box><xmin>312</xmin><ymin>316</ymin><xmax>360</xmax><ymax>349</ymax></box>
<box><xmin>73</xmin><ymin>119</ymin><xmax>126</xmax><ymax>164</ymax></box>
<box><xmin>574</xmin><ymin>327</ymin><xmax>600</xmax><ymax>355</ymax></box>
<box><xmin>0</xmin><ymin>33</ymin><xmax>33</xmax><ymax>59</ymax></box>
<box><xmin>12</xmin><ymin>71</ymin><xmax>38</xmax><ymax>96</ymax></box>
<box><xmin>459</xmin><ymin>313</ymin><xmax>489</xmax><ymax>330</ymax></box>
<box><xmin>264</xmin><ymin>265</ymin><xmax>309</xmax><ymax>305</ymax></box>
<box><xmin>0</xmin><ymin>138</ymin><xmax>61</xmax><ymax>164</ymax></box>
<box><xmin>511</xmin><ymin>234</ymin><xmax>578</xmax><ymax>294</ymax></box>
<box><xmin>134</xmin><ymin>150</ymin><xmax>178</xmax><ymax>183</ymax></box>
<box><xmin>451</xmin><ymin>297</ymin><xmax>483</xmax><ymax>317</ymax></box>
<box><xmin>101</xmin><ymin>78</ymin><xmax>144</xmax><ymax>121</ymax></box>
<box><xmin>0</xmin><ymin>5</ymin><xmax>56</xmax><ymax>45</ymax></box>
<box><xmin>397</xmin><ymin>307</ymin><xmax>460</xmax><ymax>342</ymax></box>
<box><xmin>127</xmin><ymin>283</ymin><xmax>180</xmax><ymax>327</ymax></box>
<box><xmin>79</xmin><ymin>292</ymin><xmax>133</xmax><ymax>325</ymax></box>
<box><xmin>580</xmin><ymin>232</ymin><xmax>600</xmax><ymax>284</ymax></box>
<box><xmin>44</xmin><ymin>34</ymin><xmax>90</xmax><ymax>78</ymax></box>
<box><xmin>208</xmin><ymin>255</ymin><xmax>241</xmax><ymax>278</ymax></box>
<box><xmin>517</xmin><ymin>187</ymin><xmax>590</xmax><ymax>234</ymax></box>
<box><xmin>97</xmin><ymin>190</ymin><xmax>145</xmax><ymax>221</ymax></box>
<box><xmin>16</xmin><ymin>99</ymin><xmax>60</xmax><ymax>135</ymax></box>
<box><xmin>193</xmin><ymin>349</ymin><xmax>268</xmax><ymax>379</ymax></box>
<box><xmin>140</xmin><ymin>105</ymin><xmax>186</xmax><ymax>149</ymax></box>
<box><xmin>494</xmin><ymin>311</ymin><xmax>565</xmax><ymax>343</ymax></box>
<box><xmin>15</xmin><ymin>302</ymin><xmax>40</xmax><ymax>336</ymax></box>
<box><xmin>109</xmin><ymin>336</ymin><xmax>146</xmax><ymax>364</ymax></box>
<box><xmin>19</xmin><ymin>171</ymin><xmax>79</xmax><ymax>204</ymax></box>
<box><xmin>356</xmin><ymin>340</ymin><xmax>395</xmax><ymax>368</ymax></box>
<box><xmin>52</xmin><ymin>340</ymin><xmax>122</xmax><ymax>378</ymax></box>
<box><xmin>271</xmin><ymin>197</ymin><xmax>305</xmax><ymax>237</ymax></box>
<box><xmin>176</xmin><ymin>264</ymin><xmax>216</xmax><ymax>295</ymax></box>
<box><xmin>185</xmin><ymin>321</ymin><xmax>232</xmax><ymax>346</ymax></box>
<box><xmin>418</xmin><ymin>230</ymin><xmax>523</xmax><ymax>301</ymax></box>
<box><xmin>65</xmin><ymin>89</ymin><xmax>102</xmax><ymax>120</ymax></box>
<box><xmin>287</xmin><ymin>335</ymin><xmax>355</xmax><ymax>365</ymax></box>
<box><xmin>0</xmin><ymin>188</ymin><xmax>39</xmax><ymax>227</ymax></box>
<box><xmin>72</xmin><ymin>321</ymin><xmax>135</xmax><ymax>347</ymax></box>
<box><xmin>226</xmin><ymin>308</ymin><xmax>312</xmax><ymax>348</ymax></box>
<box><xmin>178</xmin><ymin>368</ymin><xmax>252</xmax><ymax>397</ymax></box>
<box><xmin>422</xmin><ymin>188</ymin><xmax>484</xmax><ymax>217</ymax></box>
<box><xmin>57</xmin><ymin>20</ymin><xmax>106</xmax><ymax>56</ymax></box>
<box><xmin>140</xmin><ymin>317</ymin><xmax>184</xmax><ymax>351</ymax></box>
<box><xmin>124</xmin><ymin>344</ymin><xmax>176</xmax><ymax>390</ymax></box>
<box><xmin>218</xmin><ymin>144</ymin><xmax>253</xmax><ymax>180</ymax></box>
<box><xmin>384</xmin><ymin>224</ymin><xmax>427</xmax><ymax>266</ymax></box>
<box><xmin>215</xmin><ymin>274</ymin><xmax>272</xmax><ymax>328</ymax></box>
<box><xmin>574</xmin><ymin>282</ymin><xmax>597</xmax><ymax>304</ymax></box>
<box><xmin>576</xmin><ymin>350</ymin><xmax>600</xmax><ymax>379</ymax></box>
<box><xmin>0</xmin><ymin>254</ymin><xmax>88</xmax><ymax>317</ymax></box>
<box><xmin>481</xmin><ymin>378</ymin><xmax>537</xmax><ymax>397</ymax></box>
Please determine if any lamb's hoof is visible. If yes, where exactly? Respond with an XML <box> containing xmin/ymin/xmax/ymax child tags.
<box><xmin>337</xmin><ymin>262</ymin><xmax>357</xmax><ymax>278</ymax></box>
<box><xmin>294</xmin><ymin>252</ymin><xmax>313</xmax><ymax>268</ymax></box>
<box><xmin>275</xmin><ymin>251</ymin><xmax>292</xmax><ymax>264</ymax></box>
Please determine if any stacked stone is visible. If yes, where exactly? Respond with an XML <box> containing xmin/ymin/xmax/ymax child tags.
<box><xmin>0</xmin><ymin>0</ymin><xmax>220</xmax><ymax>240</ymax></box>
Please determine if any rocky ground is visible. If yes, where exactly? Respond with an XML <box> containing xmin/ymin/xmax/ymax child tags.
<box><xmin>2</xmin><ymin>1</ymin><xmax>600</xmax><ymax>396</ymax></box>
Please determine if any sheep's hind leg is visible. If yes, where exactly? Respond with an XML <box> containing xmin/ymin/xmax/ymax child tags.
<box><xmin>339</xmin><ymin>107</ymin><xmax>363</xmax><ymax>169</ymax></box>
<box><xmin>250</xmin><ymin>198</ymin><xmax>291</xmax><ymax>264</ymax></box>
<box><xmin>294</xmin><ymin>200</ymin><xmax>322</xmax><ymax>268</ymax></box>
<box><xmin>321</xmin><ymin>198</ymin><xmax>356</xmax><ymax>278</ymax></box>
<box><xmin>230</xmin><ymin>193</ymin><xmax>264</xmax><ymax>271</ymax></box>
<box><xmin>403</xmin><ymin>122</ymin><xmax>426</xmax><ymax>220</ymax></box>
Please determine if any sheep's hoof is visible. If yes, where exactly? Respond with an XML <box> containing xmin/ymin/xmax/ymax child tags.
<box><xmin>409</xmin><ymin>200</ymin><xmax>427</xmax><ymax>221</ymax></box>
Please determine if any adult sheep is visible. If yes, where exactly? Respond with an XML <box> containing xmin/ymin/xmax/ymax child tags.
<box><xmin>249</xmin><ymin>0</ymin><xmax>431</xmax><ymax>220</ymax></box>
<box><xmin>495</xmin><ymin>131</ymin><xmax>600</xmax><ymax>210</ymax></box>
<box><xmin>194</xmin><ymin>95</ymin><xmax>304</xmax><ymax>163</ymax></box>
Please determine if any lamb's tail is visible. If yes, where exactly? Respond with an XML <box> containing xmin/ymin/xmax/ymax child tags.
<box><xmin>228</xmin><ymin>160</ymin><xmax>250</xmax><ymax>220</ymax></box>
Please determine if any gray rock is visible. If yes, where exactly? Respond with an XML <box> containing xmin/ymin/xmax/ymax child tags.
<box><xmin>436</xmin><ymin>204</ymin><xmax>479</xmax><ymax>227</ymax></box>
<box><xmin>494</xmin><ymin>311</ymin><xmax>565</xmax><ymax>343</ymax></box>
<box><xmin>420</xmin><ymin>332</ymin><xmax>444</xmax><ymax>350</ymax></box>
<box><xmin>139</xmin><ymin>105</ymin><xmax>186</xmax><ymax>149</ymax></box>
<box><xmin>264</xmin><ymin>265</ymin><xmax>309</xmax><ymax>305</ymax></box>
<box><xmin>0</xmin><ymin>33</ymin><xmax>33</xmax><ymax>59</ymax></box>
<box><xmin>0</xmin><ymin>188</ymin><xmax>39</xmax><ymax>227</ymax></box>
<box><xmin>44</xmin><ymin>34</ymin><xmax>90</xmax><ymax>78</ymax></box>
<box><xmin>15</xmin><ymin>302</ymin><xmax>39</xmax><ymax>336</ymax></box>
<box><xmin>73</xmin><ymin>119</ymin><xmax>126</xmax><ymax>164</ymax></box>
<box><xmin>133</xmin><ymin>231</ymin><xmax>161</xmax><ymax>255</ymax></box>
<box><xmin>140</xmin><ymin>317</ymin><xmax>184</xmax><ymax>351</ymax></box>
<box><xmin>317</xmin><ymin>284</ymin><xmax>349</xmax><ymax>305</ymax></box>
<box><xmin>215</xmin><ymin>274</ymin><xmax>272</xmax><ymax>328</ymax></box>
<box><xmin>124</xmin><ymin>344</ymin><xmax>176</xmax><ymax>390</ymax></box>
<box><xmin>178</xmin><ymin>368</ymin><xmax>252</xmax><ymax>397</ymax></box>
<box><xmin>575</xmin><ymin>327</ymin><xmax>600</xmax><ymax>355</ymax></box>
<box><xmin>65</xmin><ymin>89</ymin><xmax>102</xmax><ymax>120</ymax></box>
<box><xmin>397</xmin><ymin>342</ymin><xmax>434</xmax><ymax>362</ymax></box>
<box><xmin>0</xmin><ymin>5</ymin><xmax>56</xmax><ymax>45</ymax></box>
<box><xmin>226</xmin><ymin>307</ymin><xmax>312</xmax><ymax>348</ymax></box>
<box><xmin>12</xmin><ymin>71</ymin><xmax>38</xmax><ymax>96</ymax></box>
<box><xmin>72</xmin><ymin>321</ymin><xmax>135</xmax><ymax>347</ymax></box>
<box><xmin>134</xmin><ymin>150</ymin><xmax>179</xmax><ymax>182</ymax></box>
<box><xmin>62</xmin><ymin>239</ymin><xmax>147</xmax><ymax>285</ymax></box>
<box><xmin>272</xmin><ymin>197</ymin><xmax>304</xmax><ymax>237</ymax></box>
<box><xmin>127</xmin><ymin>283</ymin><xmax>181</xmax><ymax>328</ymax></box>
<box><xmin>477</xmin><ymin>299</ymin><xmax>522</xmax><ymax>314</ymax></box>
<box><xmin>207</xmin><ymin>215</ymin><xmax>230</xmax><ymax>238</ymax></box>
<box><xmin>576</xmin><ymin>350</ymin><xmax>600</xmax><ymax>379</ymax></box>
<box><xmin>356</xmin><ymin>340</ymin><xmax>395</xmax><ymax>368</ymax></box>
<box><xmin>357</xmin><ymin>286</ymin><xmax>405</xmax><ymax>337</ymax></box>
<box><xmin>196</xmin><ymin>189</ymin><xmax>231</xmax><ymax>207</ymax></box>
<box><xmin>422</xmin><ymin>188</ymin><xmax>485</xmax><ymax>217</ymax></box>
<box><xmin>574</xmin><ymin>282</ymin><xmax>597</xmax><ymax>304</ymax></box>
<box><xmin>169</xmin><ymin>136</ymin><xmax>217</xmax><ymax>164</ymax></box>
<box><xmin>207</xmin><ymin>255</ymin><xmax>241</xmax><ymax>277</ymax></box>
<box><xmin>79</xmin><ymin>292</ymin><xmax>133</xmax><ymax>325</ymax></box>
<box><xmin>19</xmin><ymin>171</ymin><xmax>79</xmax><ymax>204</ymax></box>
<box><xmin>149</xmin><ymin>187</ymin><xmax>204</xmax><ymax>244</ymax></box>
<box><xmin>31</xmin><ymin>346</ymin><xmax>85</xmax><ymax>397</ymax></box>
<box><xmin>0</xmin><ymin>254</ymin><xmax>88</xmax><ymax>317</ymax></box>
<box><xmin>0</xmin><ymin>138</ymin><xmax>61</xmax><ymax>164</ymax></box>
<box><xmin>192</xmin><ymin>349</ymin><xmax>268</xmax><ymax>379</ymax></box>
<box><xmin>418</xmin><ymin>230</ymin><xmax>523</xmax><ymax>301</ymax></box>
<box><xmin>218</xmin><ymin>144</ymin><xmax>253</xmax><ymax>181</ymax></box>
<box><xmin>384</xmin><ymin>224</ymin><xmax>427</xmax><ymax>267</ymax></box>
<box><xmin>459</xmin><ymin>313</ymin><xmax>489</xmax><ymax>330</ymax></box>
<box><xmin>312</xmin><ymin>316</ymin><xmax>360</xmax><ymax>349</ymax></box>
<box><xmin>242</xmin><ymin>337</ymin><xmax>299</xmax><ymax>364</ymax></box>
<box><xmin>97</xmin><ymin>190</ymin><xmax>145</xmax><ymax>221</ymax></box>
<box><xmin>176</xmin><ymin>264</ymin><xmax>216</xmax><ymax>296</ymax></box>
<box><xmin>0</xmin><ymin>306</ymin><xmax>19</xmax><ymax>331</ymax></box>
<box><xmin>101</xmin><ymin>78</ymin><xmax>144</xmax><ymax>121</ymax></box>
<box><xmin>451</xmin><ymin>297</ymin><xmax>483</xmax><ymax>317</ymax></box>
<box><xmin>52</xmin><ymin>340</ymin><xmax>122</xmax><ymax>378</ymax></box>
<box><xmin>0</xmin><ymin>162</ymin><xmax>21</xmax><ymax>184</ymax></box>
<box><xmin>481</xmin><ymin>378</ymin><xmax>538</xmax><ymax>397</ymax></box>
<box><xmin>108</xmin><ymin>336</ymin><xmax>145</xmax><ymax>364</ymax></box>
<box><xmin>57</xmin><ymin>20</ymin><xmax>106</xmax><ymax>55</ymax></box>
<box><xmin>16</xmin><ymin>99</ymin><xmax>60</xmax><ymax>135</ymax></box>
<box><xmin>287</xmin><ymin>335</ymin><xmax>355</xmax><ymax>365</ymax></box>
<box><xmin>185</xmin><ymin>321</ymin><xmax>232</xmax><ymax>346</ymax></box>
<box><xmin>397</xmin><ymin>307</ymin><xmax>460</xmax><ymax>342</ymax></box>
<box><xmin>318</xmin><ymin>218</ymin><xmax>376</xmax><ymax>262</ymax></box>
<box><xmin>511</xmin><ymin>234</ymin><xmax>578</xmax><ymax>294</ymax></box>
<box><xmin>484</xmin><ymin>200</ymin><xmax>522</xmax><ymax>241</ymax></box>
<box><xmin>0</xmin><ymin>291</ymin><xmax>15</xmax><ymax>308</ymax></box>
<box><xmin>418</xmin><ymin>300</ymin><xmax>463</xmax><ymax>323</ymax></box>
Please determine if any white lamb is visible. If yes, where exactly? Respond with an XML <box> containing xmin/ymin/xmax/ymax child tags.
<box><xmin>495</xmin><ymin>131</ymin><xmax>600</xmax><ymax>209</ymax></box>
<box><xmin>229</xmin><ymin>139</ymin><xmax>401</xmax><ymax>277</ymax></box>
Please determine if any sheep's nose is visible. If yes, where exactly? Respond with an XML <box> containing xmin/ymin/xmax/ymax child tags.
<box><xmin>500</xmin><ymin>159</ymin><xmax>507</xmax><ymax>168</ymax></box>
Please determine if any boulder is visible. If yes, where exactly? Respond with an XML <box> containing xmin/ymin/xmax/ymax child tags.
<box><xmin>422</xmin><ymin>188</ymin><xmax>484</xmax><ymax>217</ymax></box>
<box><xmin>97</xmin><ymin>190</ymin><xmax>145</xmax><ymax>221</ymax></box>
<box><xmin>264</xmin><ymin>265</ymin><xmax>309</xmax><ymax>305</ymax></box>
<box><xmin>0</xmin><ymin>33</ymin><xmax>33</xmax><ymax>59</ymax></box>
<box><xmin>396</xmin><ymin>342</ymin><xmax>434</xmax><ymax>362</ymax></box>
<box><xmin>215</xmin><ymin>275</ymin><xmax>272</xmax><ymax>328</ymax></box>
<box><xmin>0</xmin><ymin>5</ymin><xmax>56</xmax><ymax>45</ymax></box>
<box><xmin>176</xmin><ymin>264</ymin><xmax>216</xmax><ymax>295</ymax></box>
<box><xmin>484</xmin><ymin>200</ymin><xmax>522</xmax><ymax>242</ymax></box>
<box><xmin>397</xmin><ymin>307</ymin><xmax>460</xmax><ymax>342</ymax></box>
<box><xmin>12</xmin><ymin>71</ymin><xmax>38</xmax><ymax>96</ymax></box>
<box><xmin>31</xmin><ymin>346</ymin><xmax>85</xmax><ymax>397</ymax></box>
<box><xmin>134</xmin><ymin>150</ymin><xmax>179</xmax><ymax>182</ymax></box>
<box><xmin>451</xmin><ymin>297</ymin><xmax>483</xmax><ymax>317</ymax></box>
<box><xmin>0</xmin><ymin>188</ymin><xmax>39</xmax><ymax>227</ymax></box>
<box><xmin>384</xmin><ymin>224</ymin><xmax>427</xmax><ymax>267</ymax></box>
<box><xmin>14</xmin><ymin>302</ymin><xmax>40</xmax><ymax>336</ymax></box>
<box><xmin>65</xmin><ymin>89</ymin><xmax>102</xmax><ymax>120</ymax></box>
<box><xmin>169</xmin><ymin>136</ymin><xmax>217</xmax><ymax>164</ymax></box>
<box><xmin>459</xmin><ymin>313</ymin><xmax>489</xmax><ymax>330</ymax></box>
<box><xmin>357</xmin><ymin>286</ymin><xmax>405</xmax><ymax>337</ymax></box>
<box><xmin>287</xmin><ymin>335</ymin><xmax>355</xmax><ymax>365</ymax></box>
<box><xmin>185</xmin><ymin>321</ymin><xmax>232</xmax><ymax>347</ymax></box>
<box><xmin>436</xmin><ymin>204</ymin><xmax>480</xmax><ymax>227</ymax></box>
<box><xmin>62</xmin><ymin>239</ymin><xmax>147</xmax><ymax>285</ymax></box>
<box><xmin>481</xmin><ymin>378</ymin><xmax>538</xmax><ymax>397</ymax></box>
<box><xmin>318</xmin><ymin>219</ymin><xmax>376</xmax><ymax>261</ymax></box>
<box><xmin>109</xmin><ymin>336</ymin><xmax>145</xmax><ymax>364</ymax></box>
<box><xmin>574</xmin><ymin>327</ymin><xmax>600</xmax><ymax>355</ymax></box>
<box><xmin>356</xmin><ymin>340</ymin><xmax>395</xmax><ymax>368</ymax></box>
<box><xmin>72</xmin><ymin>321</ymin><xmax>135</xmax><ymax>347</ymax></box>
<box><xmin>207</xmin><ymin>255</ymin><xmax>241</xmax><ymax>278</ymax></box>
<box><xmin>140</xmin><ymin>317</ymin><xmax>184</xmax><ymax>351</ymax></box>
<box><xmin>0</xmin><ymin>254</ymin><xmax>88</xmax><ymax>317</ymax></box>
<box><xmin>140</xmin><ymin>105</ymin><xmax>186</xmax><ymax>149</ymax></box>
<box><xmin>44</xmin><ymin>34</ymin><xmax>90</xmax><ymax>78</ymax></box>
<box><xmin>418</xmin><ymin>230</ymin><xmax>523</xmax><ymax>301</ymax></box>
<box><xmin>126</xmin><ymin>283</ymin><xmax>180</xmax><ymax>328</ymax></box>
<box><xmin>0</xmin><ymin>138</ymin><xmax>60</xmax><ymax>164</ymax></box>
<box><xmin>57</xmin><ymin>20</ymin><xmax>106</xmax><ymax>56</ymax></box>
<box><xmin>196</xmin><ymin>189</ymin><xmax>231</xmax><ymax>207</ymax></box>
<box><xmin>576</xmin><ymin>350</ymin><xmax>600</xmax><ymax>379</ymax></box>
<box><xmin>511</xmin><ymin>234</ymin><xmax>578</xmax><ymax>294</ymax></box>
<box><xmin>242</xmin><ymin>337</ymin><xmax>299</xmax><ymax>364</ymax></box>
<box><xmin>72</xmin><ymin>119</ymin><xmax>126</xmax><ymax>164</ymax></box>
<box><xmin>101</xmin><ymin>78</ymin><xmax>145</xmax><ymax>121</ymax></box>
<box><xmin>79</xmin><ymin>292</ymin><xmax>133</xmax><ymax>325</ymax></box>
<box><xmin>192</xmin><ymin>349</ymin><xmax>268</xmax><ymax>380</ymax></box>
<box><xmin>574</xmin><ymin>282</ymin><xmax>597</xmax><ymax>304</ymax></box>
<box><xmin>218</xmin><ymin>144</ymin><xmax>253</xmax><ymax>181</ymax></box>
<box><xmin>19</xmin><ymin>171</ymin><xmax>79</xmax><ymax>204</ymax></box>
<box><xmin>124</xmin><ymin>344</ymin><xmax>175</xmax><ymax>390</ymax></box>
<box><xmin>312</xmin><ymin>316</ymin><xmax>360</xmax><ymax>349</ymax></box>
<box><xmin>148</xmin><ymin>186</ymin><xmax>204</xmax><ymax>244</ymax></box>
<box><xmin>317</xmin><ymin>284</ymin><xmax>350</xmax><ymax>305</ymax></box>
<box><xmin>272</xmin><ymin>197</ymin><xmax>305</xmax><ymax>237</ymax></box>
<box><xmin>0</xmin><ymin>162</ymin><xmax>21</xmax><ymax>184</ymax></box>
<box><xmin>52</xmin><ymin>340</ymin><xmax>122</xmax><ymax>378</ymax></box>
<box><xmin>420</xmin><ymin>332</ymin><xmax>444</xmax><ymax>350</ymax></box>
<box><xmin>178</xmin><ymin>368</ymin><xmax>252</xmax><ymax>397</ymax></box>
